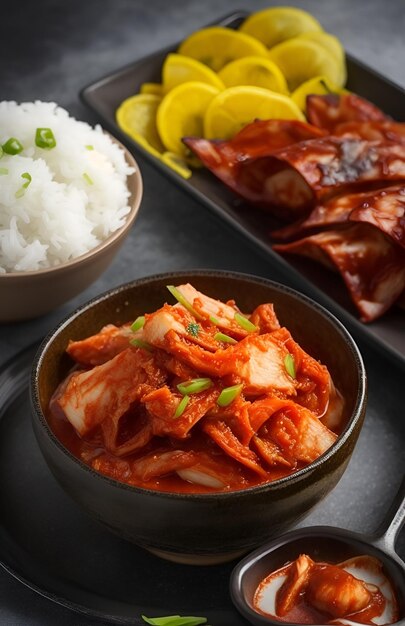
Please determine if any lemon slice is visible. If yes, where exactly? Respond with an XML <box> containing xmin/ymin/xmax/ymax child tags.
<box><xmin>116</xmin><ymin>94</ymin><xmax>193</xmax><ymax>178</ymax></box>
<box><xmin>296</xmin><ymin>32</ymin><xmax>346</xmax><ymax>85</ymax></box>
<box><xmin>218</xmin><ymin>56</ymin><xmax>288</xmax><ymax>94</ymax></box>
<box><xmin>240</xmin><ymin>7</ymin><xmax>323</xmax><ymax>48</ymax></box>
<box><xmin>140</xmin><ymin>82</ymin><xmax>162</xmax><ymax>95</ymax></box>
<box><xmin>116</xmin><ymin>94</ymin><xmax>165</xmax><ymax>156</ymax></box>
<box><xmin>297</xmin><ymin>32</ymin><xmax>345</xmax><ymax>64</ymax></box>
<box><xmin>291</xmin><ymin>76</ymin><xmax>347</xmax><ymax>112</ymax></box>
<box><xmin>161</xmin><ymin>152</ymin><xmax>192</xmax><ymax>179</ymax></box>
<box><xmin>157</xmin><ymin>81</ymin><xmax>220</xmax><ymax>157</ymax></box>
<box><xmin>178</xmin><ymin>26</ymin><xmax>267</xmax><ymax>72</ymax></box>
<box><xmin>162</xmin><ymin>53</ymin><xmax>225</xmax><ymax>93</ymax></box>
<box><xmin>268</xmin><ymin>38</ymin><xmax>344</xmax><ymax>91</ymax></box>
<box><xmin>204</xmin><ymin>86</ymin><xmax>305</xmax><ymax>140</ymax></box>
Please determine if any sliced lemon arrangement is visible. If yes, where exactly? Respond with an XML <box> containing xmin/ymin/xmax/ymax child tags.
<box><xmin>116</xmin><ymin>6</ymin><xmax>348</xmax><ymax>178</ymax></box>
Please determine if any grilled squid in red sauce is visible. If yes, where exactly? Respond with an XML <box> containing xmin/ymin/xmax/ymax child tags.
<box><xmin>48</xmin><ymin>285</ymin><xmax>344</xmax><ymax>493</ymax></box>
<box><xmin>272</xmin><ymin>186</ymin><xmax>405</xmax><ymax>321</ymax></box>
<box><xmin>274</xmin><ymin>224</ymin><xmax>405</xmax><ymax>322</ymax></box>
<box><xmin>333</xmin><ymin>121</ymin><xmax>405</xmax><ymax>144</ymax></box>
<box><xmin>186</xmin><ymin>133</ymin><xmax>405</xmax><ymax>220</ymax></box>
<box><xmin>264</xmin><ymin>137</ymin><xmax>405</xmax><ymax>202</ymax></box>
<box><xmin>184</xmin><ymin>92</ymin><xmax>405</xmax><ymax>322</ymax></box>
<box><xmin>254</xmin><ymin>554</ymin><xmax>399</xmax><ymax>625</ymax></box>
<box><xmin>306</xmin><ymin>93</ymin><xmax>390</xmax><ymax>132</ymax></box>
<box><xmin>272</xmin><ymin>185</ymin><xmax>405</xmax><ymax>245</ymax></box>
<box><xmin>183</xmin><ymin>119</ymin><xmax>326</xmax><ymax>219</ymax></box>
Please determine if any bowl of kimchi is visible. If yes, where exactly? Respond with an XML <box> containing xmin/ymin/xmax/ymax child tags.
<box><xmin>30</xmin><ymin>270</ymin><xmax>366</xmax><ymax>564</ymax></box>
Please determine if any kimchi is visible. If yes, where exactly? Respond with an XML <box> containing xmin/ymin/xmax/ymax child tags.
<box><xmin>48</xmin><ymin>284</ymin><xmax>344</xmax><ymax>493</ymax></box>
<box><xmin>254</xmin><ymin>553</ymin><xmax>398</xmax><ymax>625</ymax></box>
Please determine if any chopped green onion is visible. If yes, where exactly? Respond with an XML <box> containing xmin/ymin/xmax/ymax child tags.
<box><xmin>177</xmin><ymin>378</ymin><xmax>212</xmax><ymax>395</ymax></box>
<box><xmin>214</xmin><ymin>332</ymin><xmax>237</xmax><ymax>345</ymax></box>
<box><xmin>209</xmin><ymin>315</ymin><xmax>220</xmax><ymax>325</ymax></box>
<box><xmin>217</xmin><ymin>384</ymin><xmax>243</xmax><ymax>407</ymax></box>
<box><xmin>234</xmin><ymin>312</ymin><xmax>257</xmax><ymax>332</ymax></box>
<box><xmin>142</xmin><ymin>616</ymin><xmax>207</xmax><ymax>626</ymax></box>
<box><xmin>15</xmin><ymin>172</ymin><xmax>32</xmax><ymax>198</ymax></box>
<box><xmin>130</xmin><ymin>338</ymin><xmax>154</xmax><ymax>352</ymax></box>
<box><xmin>2</xmin><ymin>138</ymin><xmax>23</xmax><ymax>155</ymax></box>
<box><xmin>0</xmin><ymin>168</ymin><xmax>8</xmax><ymax>175</ymax></box>
<box><xmin>173</xmin><ymin>395</ymin><xmax>190</xmax><ymax>419</ymax></box>
<box><xmin>85</xmin><ymin>144</ymin><xmax>94</xmax><ymax>150</ymax></box>
<box><xmin>0</xmin><ymin>146</ymin><xmax>3</xmax><ymax>159</ymax></box>
<box><xmin>35</xmin><ymin>127</ymin><xmax>56</xmax><ymax>149</ymax></box>
<box><xmin>186</xmin><ymin>322</ymin><xmax>200</xmax><ymax>337</ymax></box>
<box><xmin>166</xmin><ymin>285</ymin><xmax>203</xmax><ymax>320</ymax></box>
<box><xmin>284</xmin><ymin>353</ymin><xmax>296</xmax><ymax>378</ymax></box>
<box><xmin>131</xmin><ymin>316</ymin><xmax>145</xmax><ymax>332</ymax></box>
<box><xmin>83</xmin><ymin>172</ymin><xmax>93</xmax><ymax>185</ymax></box>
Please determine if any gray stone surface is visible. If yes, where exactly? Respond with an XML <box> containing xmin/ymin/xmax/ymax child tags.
<box><xmin>1</xmin><ymin>0</ymin><xmax>404</xmax><ymax>624</ymax></box>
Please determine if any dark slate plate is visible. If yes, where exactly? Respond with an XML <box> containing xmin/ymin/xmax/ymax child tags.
<box><xmin>80</xmin><ymin>11</ymin><xmax>405</xmax><ymax>370</ymax></box>
<box><xmin>1</xmin><ymin>342</ymin><xmax>404</xmax><ymax>624</ymax></box>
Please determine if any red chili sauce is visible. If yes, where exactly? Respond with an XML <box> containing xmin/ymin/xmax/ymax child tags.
<box><xmin>47</xmin><ymin>402</ymin><xmax>303</xmax><ymax>493</ymax></box>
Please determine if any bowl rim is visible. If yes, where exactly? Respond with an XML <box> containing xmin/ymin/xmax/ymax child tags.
<box><xmin>31</xmin><ymin>269</ymin><xmax>367</xmax><ymax>501</ymax></box>
<box><xmin>0</xmin><ymin>135</ymin><xmax>143</xmax><ymax>279</ymax></box>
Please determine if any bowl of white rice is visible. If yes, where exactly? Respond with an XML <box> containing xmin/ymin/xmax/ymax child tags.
<box><xmin>0</xmin><ymin>101</ymin><xmax>142</xmax><ymax>322</ymax></box>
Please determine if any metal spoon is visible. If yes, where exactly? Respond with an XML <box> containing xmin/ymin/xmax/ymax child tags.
<box><xmin>230</xmin><ymin>476</ymin><xmax>405</xmax><ymax>625</ymax></box>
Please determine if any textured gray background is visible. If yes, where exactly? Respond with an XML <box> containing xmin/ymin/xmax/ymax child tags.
<box><xmin>1</xmin><ymin>0</ymin><xmax>404</xmax><ymax>624</ymax></box>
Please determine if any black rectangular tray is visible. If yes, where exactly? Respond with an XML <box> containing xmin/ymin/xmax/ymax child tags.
<box><xmin>81</xmin><ymin>11</ymin><xmax>405</xmax><ymax>369</ymax></box>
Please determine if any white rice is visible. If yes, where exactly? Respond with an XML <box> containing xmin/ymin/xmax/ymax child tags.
<box><xmin>0</xmin><ymin>101</ymin><xmax>134</xmax><ymax>273</ymax></box>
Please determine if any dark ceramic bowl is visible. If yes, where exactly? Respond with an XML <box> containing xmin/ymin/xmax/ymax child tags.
<box><xmin>30</xmin><ymin>271</ymin><xmax>367</xmax><ymax>565</ymax></box>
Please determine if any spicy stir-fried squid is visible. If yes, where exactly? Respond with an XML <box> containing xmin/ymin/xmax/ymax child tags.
<box><xmin>184</xmin><ymin>93</ymin><xmax>405</xmax><ymax>322</ymax></box>
<box><xmin>49</xmin><ymin>284</ymin><xmax>344</xmax><ymax>493</ymax></box>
